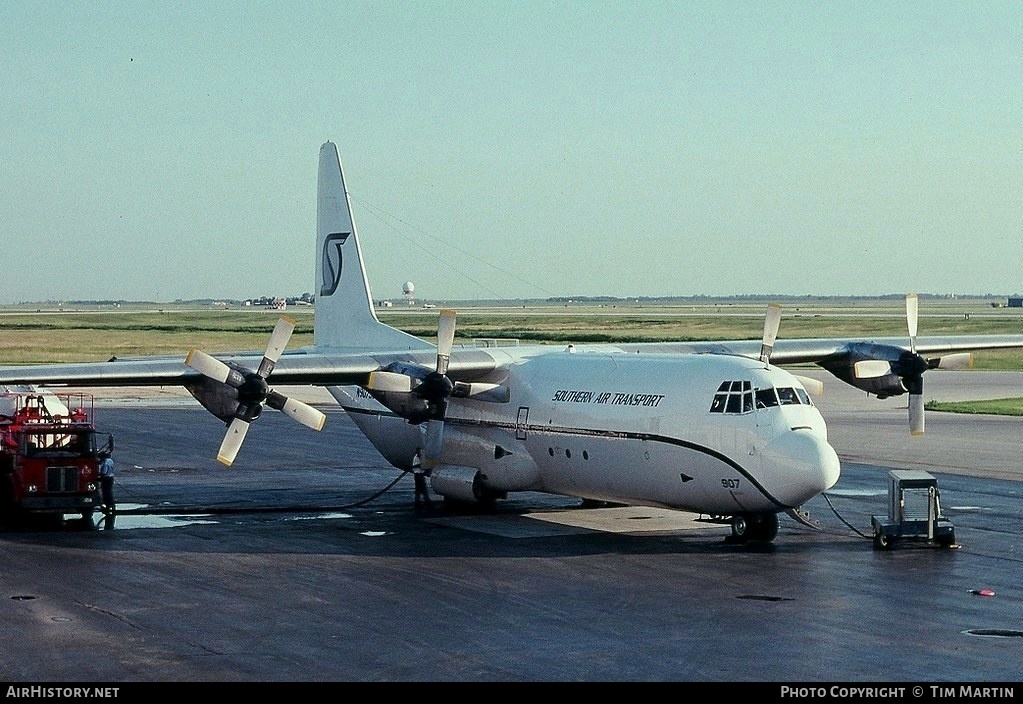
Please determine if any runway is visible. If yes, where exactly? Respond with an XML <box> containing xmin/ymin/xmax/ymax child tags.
<box><xmin>1</xmin><ymin>372</ymin><xmax>1021</xmax><ymax>682</ymax></box>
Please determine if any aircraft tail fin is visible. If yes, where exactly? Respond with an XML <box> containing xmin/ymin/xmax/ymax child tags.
<box><xmin>314</xmin><ymin>142</ymin><xmax>430</xmax><ymax>351</ymax></box>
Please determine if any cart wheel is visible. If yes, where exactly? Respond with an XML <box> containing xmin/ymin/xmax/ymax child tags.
<box><xmin>873</xmin><ymin>531</ymin><xmax>892</xmax><ymax>550</ymax></box>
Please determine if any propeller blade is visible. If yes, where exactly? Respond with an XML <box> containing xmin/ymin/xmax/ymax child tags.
<box><xmin>367</xmin><ymin>371</ymin><xmax>414</xmax><ymax>393</ymax></box>
<box><xmin>185</xmin><ymin>349</ymin><xmax>235</xmax><ymax>385</ymax></box>
<box><xmin>217</xmin><ymin>417</ymin><xmax>250</xmax><ymax>466</ymax></box>
<box><xmin>853</xmin><ymin>360</ymin><xmax>893</xmax><ymax>379</ymax></box>
<box><xmin>278</xmin><ymin>397</ymin><xmax>327</xmax><ymax>431</ymax></box>
<box><xmin>906</xmin><ymin>293</ymin><xmax>919</xmax><ymax>354</ymax></box>
<box><xmin>265</xmin><ymin>316</ymin><xmax>297</xmax><ymax>364</ymax></box>
<box><xmin>265</xmin><ymin>390</ymin><xmax>327</xmax><ymax>430</ymax></box>
<box><xmin>793</xmin><ymin>375</ymin><xmax>824</xmax><ymax>397</ymax></box>
<box><xmin>258</xmin><ymin>316</ymin><xmax>297</xmax><ymax>377</ymax></box>
<box><xmin>452</xmin><ymin>381</ymin><xmax>511</xmax><ymax>403</ymax></box>
<box><xmin>422</xmin><ymin>418</ymin><xmax>445</xmax><ymax>467</ymax></box>
<box><xmin>436</xmin><ymin>309</ymin><xmax>456</xmax><ymax>375</ymax></box>
<box><xmin>930</xmin><ymin>352</ymin><xmax>974</xmax><ymax>371</ymax></box>
<box><xmin>909</xmin><ymin>394</ymin><xmax>925</xmax><ymax>436</ymax></box>
<box><xmin>760</xmin><ymin>303</ymin><xmax>782</xmax><ymax>363</ymax></box>
<box><xmin>188</xmin><ymin>317</ymin><xmax>322</xmax><ymax>466</ymax></box>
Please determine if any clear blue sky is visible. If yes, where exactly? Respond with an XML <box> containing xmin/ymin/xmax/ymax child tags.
<box><xmin>2</xmin><ymin>1</ymin><xmax>1020</xmax><ymax>303</ymax></box>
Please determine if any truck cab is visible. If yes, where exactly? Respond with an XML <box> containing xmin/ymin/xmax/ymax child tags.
<box><xmin>0</xmin><ymin>390</ymin><xmax>112</xmax><ymax>525</ymax></box>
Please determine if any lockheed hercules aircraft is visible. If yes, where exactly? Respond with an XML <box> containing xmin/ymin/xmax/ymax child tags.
<box><xmin>2</xmin><ymin>142</ymin><xmax>1021</xmax><ymax>543</ymax></box>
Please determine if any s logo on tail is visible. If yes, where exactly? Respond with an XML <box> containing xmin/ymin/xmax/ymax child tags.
<box><xmin>319</xmin><ymin>231</ymin><xmax>351</xmax><ymax>297</ymax></box>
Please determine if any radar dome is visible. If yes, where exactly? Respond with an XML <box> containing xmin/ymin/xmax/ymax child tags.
<box><xmin>402</xmin><ymin>281</ymin><xmax>415</xmax><ymax>295</ymax></box>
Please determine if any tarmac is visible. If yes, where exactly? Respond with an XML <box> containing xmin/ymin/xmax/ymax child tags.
<box><xmin>1</xmin><ymin>371</ymin><xmax>1021</xmax><ymax>683</ymax></box>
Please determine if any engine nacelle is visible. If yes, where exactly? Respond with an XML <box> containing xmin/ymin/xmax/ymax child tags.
<box><xmin>429</xmin><ymin>464</ymin><xmax>486</xmax><ymax>503</ymax></box>
<box><xmin>184</xmin><ymin>374</ymin><xmax>241</xmax><ymax>422</ymax></box>
<box><xmin>817</xmin><ymin>342</ymin><xmax>917</xmax><ymax>399</ymax></box>
<box><xmin>366</xmin><ymin>388</ymin><xmax>430</xmax><ymax>423</ymax></box>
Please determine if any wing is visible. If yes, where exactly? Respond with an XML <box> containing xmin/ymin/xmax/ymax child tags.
<box><xmin>0</xmin><ymin>340</ymin><xmax>501</xmax><ymax>392</ymax></box>
<box><xmin>619</xmin><ymin>295</ymin><xmax>1023</xmax><ymax>436</ymax></box>
<box><xmin>2</xmin><ymin>299</ymin><xmax>1020</xmax><ymax>461</ymax></box>
<box><xmin>619</xmin><ymin>335</ymin><xmax>1023</xmax><ymax>365</ymax></box>
<box><xmin>0</xmin><ymin>321</ymin><xmax>504</xmax><ymax>466</ymax></box>
<box><xmin>0</xmin><ymin>308</ymin><xmax>510</xmax><ymax>471</ymax></box>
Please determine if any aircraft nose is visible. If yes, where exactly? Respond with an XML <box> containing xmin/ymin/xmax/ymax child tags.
<box><xmin>760</xmin><ymin>429</ymin><xmax>841</xmax><ymax>507</ymax></box>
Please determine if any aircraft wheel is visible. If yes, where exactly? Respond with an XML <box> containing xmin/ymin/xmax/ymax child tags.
<box><xmin>759</xmin><ymin>512</ymin><xmax>779</xmax><ymax>543</ymax></box>
<box><xmin>732</xmin><ymin>513</ymin><xmax>780</xmax><ymax>543</ymax></box>
<box><xmin>731</xmin><ymin>514</ymin><xmax>750</xmax><ymax>542</ymax></box>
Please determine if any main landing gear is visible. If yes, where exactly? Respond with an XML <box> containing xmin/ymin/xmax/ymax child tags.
<box><xmin>729</xmin><ymin>512</ymin><xmax>779</xmax><ymax>544</ymax></box>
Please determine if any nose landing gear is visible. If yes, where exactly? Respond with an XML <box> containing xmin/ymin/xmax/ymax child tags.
<box><xmin>729</xmin><ymin>512</ymin><xmax>779</xmax><ymax>544</ymax></box>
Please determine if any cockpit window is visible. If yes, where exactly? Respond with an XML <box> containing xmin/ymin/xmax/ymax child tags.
<box><xmin>776</xmin><ymin>387</ymin><xmax>813</xmax><ymax>406</ymax></box>
<box><xmin>776</xmin><ymin>387</ymin><xmax>797</xmax><ymax>405</ymax></box>
<box><xmin>710</xmin><ymin>380</ymin><xmax>754</xmax><ymax>415</ymax></box>
<box><xmin>755</xmin><ymin>388</ymin><xmax>779</xmax><ymax>409</ymax></box>
<box><xmin>753</xmin><ymin>386</ymin><xmax>814</xmax><ymax>410</ymax></box>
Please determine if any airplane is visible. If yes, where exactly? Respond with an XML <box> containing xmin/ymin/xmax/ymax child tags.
<box><xmin>2</xmin><ymin>141</ymin><xmax>1022</xmax><ymax>544</ymax></box>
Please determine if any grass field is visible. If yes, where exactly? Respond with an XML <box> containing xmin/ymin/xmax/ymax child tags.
<box><xmin>3</xmin><ymin>298</ymin><xmax>1020</xmax><ymax>366</ymax></box>
<box><xmin>2</xmin><ymin>299</ymin><xmax>1020</xmax><ymax>413</ymax></box>
<box><xmin>926</xmin><ymin>398</ymin><xmax>1023</xmax><ymax>416</ymax></box>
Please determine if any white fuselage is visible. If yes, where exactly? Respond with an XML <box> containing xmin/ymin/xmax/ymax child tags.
<box><xmin>331</xmin><ymin>348</ymin><xmax>841</xmax><ymax>516</ymax></box>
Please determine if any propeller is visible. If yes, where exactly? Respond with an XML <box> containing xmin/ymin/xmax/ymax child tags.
<box><xmin>420</xmin><ymin>309</ymin><xmax>457</xmax><ymax>467</ymax></box>
<box><xmin>759</xmin><ymin>303</ymin><xmax>782</xmax><ymax>364</ymax></box>
<box><xmin>758</xmin><ymin>303</ymin><xmax>823</xmax><ymax>397</ymax></box>
<box><xmin>850</xmin><ymin>294</ymin><xmax>932</xmax><ymax>435</ymax></box>
<box><xmin>365</xmin><ymin>307</ymin><xmax>510</xmax><ymax>445</ymax></box>
<box><xmin>364</xmin><ymin>309</ymin><xmax>511</xmax><ymax>467</ymax></box>
<box><xmin>184</xmin><ymin>316</ymin><xmax>327</xmax><ymax>466</ymax></box>
<box><xmin>846</xmin><ymin>294</ymin><xmax>977</xmax><ymax>435</ymax></box>
<box><xmin>904</xmin><ymin>294</ymin><xmax>927</xmax><ymax>436</ymax></box>
<box><xmin>929</xmin><ymin>352</ymin><xmax>974</xmax><ymax>371</ymax></box>
<box><xmin>793</xmin><ymin>375</ymin><xmax>825</xmax><ymax>397</ymax></box>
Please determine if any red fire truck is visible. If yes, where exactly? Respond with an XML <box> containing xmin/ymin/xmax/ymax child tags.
<box><xmin>0</xmin><ymin>388</ymin><xmax>113</xmax><ymax>525</ymax></box>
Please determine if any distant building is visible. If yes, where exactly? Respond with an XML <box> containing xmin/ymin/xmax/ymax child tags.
<box><xmin>1008</xmin><ymin>298</ymin><xmax>1022</xmax><ymax>308</ymax></box>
